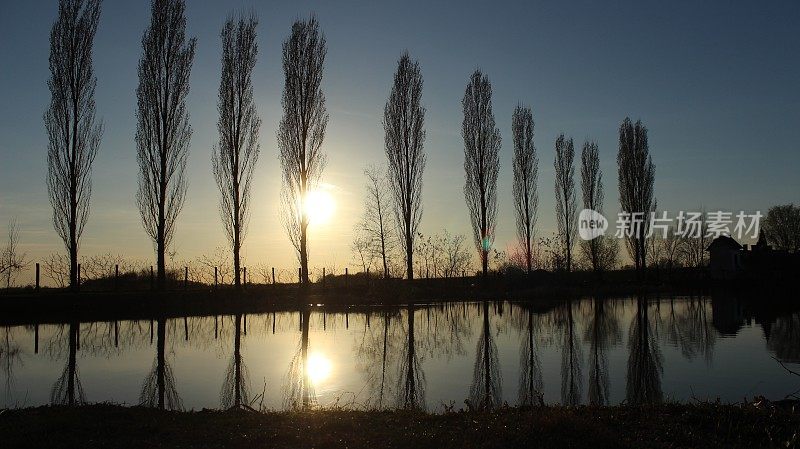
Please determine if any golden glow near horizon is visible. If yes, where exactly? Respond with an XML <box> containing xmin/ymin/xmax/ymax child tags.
<box><xmin>306</xmin><ymin>352</ymin><xmax>332</xmax><ymax>384</ymax></box>
<box><xmin>304</xmin><ymin>189</ymin><xmax>336</xmax><ymax>226</ymax></box>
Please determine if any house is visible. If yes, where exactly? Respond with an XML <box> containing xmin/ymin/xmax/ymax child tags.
<box><xmin>707</xmin><ymin>235</ymin><xmax>743</xmax><ymax>279</ymax></box>
<box><xmin>706</xmin><ymin>232</ymin><xmax>800</xmax><ymax>282</ymax></box>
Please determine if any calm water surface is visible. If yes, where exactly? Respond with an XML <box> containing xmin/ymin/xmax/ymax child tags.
<box><xmin>1</xmin><ymin>296</ymin><xmax>798</xmax><ymax>411</ymax></box>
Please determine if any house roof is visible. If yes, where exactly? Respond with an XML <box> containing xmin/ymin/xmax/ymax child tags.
<box><xmin>706</xmin><ymin>235</ymin><xmax>743</xmax><ymax>252</ymax></box>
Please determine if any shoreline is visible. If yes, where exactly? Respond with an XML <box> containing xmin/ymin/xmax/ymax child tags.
<box><xmin>1</xmin><ymin>403</ymin><xmax>798</xmax><ymax>448</ymax></box>
<box><xmin>1</xmin><ymin>270</ymin><xmax>795</xmax><ymax>326</ymax></box>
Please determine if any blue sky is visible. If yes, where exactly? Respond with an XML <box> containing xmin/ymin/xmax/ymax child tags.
<box><xmin>1</xmin><ymin>0</ymin><xmax>798</xmax><ymax>278</ymax></box>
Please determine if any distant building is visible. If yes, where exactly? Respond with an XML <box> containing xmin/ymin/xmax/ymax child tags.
<box><xmin>706</xmin><ymin>233</ymin><xmax>799</xmax><ymax>281</ymax></box>
<box><xmin>707</xmin><ymin>235</ymin><xmax>743</xmax><ymax>279</ymax></box>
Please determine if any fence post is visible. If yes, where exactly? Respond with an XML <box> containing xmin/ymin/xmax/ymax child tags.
<box><xmin>184</xmin><ymin>266</ymin><xmax>188</xmax><ymax>290</ymax></box>
<box><xmin>272</xmin><ymin>267</ymin><xmax>275</xmax><ymax>285</ymax></box>
<box><xmin>35</xmin><ymin>263</ymin><xmax>40</xmax><ymax>292</ymax></box>
<box><xmin>243</xmin><ymin>267</ymin><xmax>247</xmax><ymax>287</ymax></box>
<box><xmin>150</xmin><ymin>266</ymin><xmax>154</xmax><ymax>290</ymax></box>
<box><xmin>322</xmin><ymin>267</ymin><xmax>326</xmax><ymax>289</ymax></box>
<box><xmin>214</xmin><ymin>267</ymin><xmax>218</xmax><ymax>289</ymax></box>
<box><xmin>366</xmin><ymin>267</ymin><xmax>370</xmax><ymax>287</ymax></box>
<box><xmin>345</xmin><ymin>267</ymin><xmax>349</xmax><ymax>288</ymax></box>
<box><xmin>115</xmin><ymin>264</ymin><xmax>119</xmax><ymax>290</ymax></box>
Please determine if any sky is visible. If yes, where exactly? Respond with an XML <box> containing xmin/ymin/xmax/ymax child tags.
<box><xmin>1</xmin><ymin>0</ymin><xmax>799</xmax><ymax>282</ymax></box>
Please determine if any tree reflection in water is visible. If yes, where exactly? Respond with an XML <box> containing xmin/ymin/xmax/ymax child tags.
<box><xmin>50</xmin><ymin>322</ymin><xmax>85</xmax><ymax>406</ymax></box>
<box><xmin>283</xmin><ymin>308</ymin><xmax>315</xmax><ymax>409</ymax></box>
<box><xmin>469</xmin><ymin>301</ymin><xmax>502</xmax><ymax>409</ymax></box>
<box><xmin>584</xmin><ymin>299</ymin><xmax>620</xmax><ymax>406</ymax></box>
<box><xmin>397</xmin><ymin>303</ymin><xmax>425</xmax><ymax>410</ymax></box>
<box><xmin>140</xmin><ymin>318</ymin><xmax>182</xmax><ymax>410</ymax></box>
<box><xmin>220</xmin><ymin>313</ymin><xmax>249</xmax><ymax>409</ymax></box>
<box><xmin>518</xmin><ymin>307</ymin><xmax>543</xmax><ymax>406</ymax></box>
<box><xmin>626</xmin><ymin>296</ymin><xmax>663</xmax><ymax>405</ymax></box>
<box><xmin>558</xmin><ymin>300</ymin><xmax>583</xmax><ymax>406</ymax></box>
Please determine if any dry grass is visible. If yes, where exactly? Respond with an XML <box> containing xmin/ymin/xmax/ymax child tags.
<box><xmin>1</xmin><ymin>402</ymin><xmax>798</xmax><ymax>448</ymax></box>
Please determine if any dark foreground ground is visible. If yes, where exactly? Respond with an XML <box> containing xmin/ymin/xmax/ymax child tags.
<box><xmin>1</xmin><ymin>403</ymin><xmax>798</xmax><ymax>448</ymax></box>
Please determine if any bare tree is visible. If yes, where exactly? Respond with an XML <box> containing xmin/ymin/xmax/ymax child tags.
<box><xmin>351</xmin><ymin>228</ymin><xmax>375</xmax><ymax>274</ymax></box>
<box><xmin>359</xmin><ymin>166</ymin><xmax>394</xmax><ymax>278</ymax></box>
<box><xmin>212</xmin><ymin>14</ymin><xmax>260</xmax><ymax>289</ymax></box>
<box><xmin>277</xmin><ymin>15</ymin><xmax>328</xmax><ymax>285</ymax></box>
<box><xmin>43</xmin><ymin>253</ymin><xmax>71</xmax><ymax>288</ymax></box>
<box><xmin>384</xmin><ymin>52</ymin><xmax>426</xmax><ymax>280</ymax></box>
<box><xmin>680</xmin><ymin>210</ymin><xmax>708</xmax><ymax>268</ymax></box>
<box><xmin>2</xmin><ymin>220</ymin><xmax>28</xmax><ymax>289</ymax></box>
<box><xmin>512</xmin><ymin>104</ymin><xmax>538</xmax><ymax>274</ymax></box>
<box><xmin>554</xmin><ymin>134</ymin><xmax>577</xmax><ymax>272</ymax></box>
<box><xmin>135</xmin><ymin>0</ymin><xmax>196</xmax><ymax>290</ymax></box>
<box><xmin>762</xmin><ymin>204</ymin><xmax>800</xmax><ymax>252</ymax></box>
<box><xmin>618</xmin><ymin>118</ymin><xmax>655</xmax><ymax>275</ymax></box>
<box><xmin>44</xmin><ymin>0</ymin><xmax>103</xmax><ymax>291</ymax></box>
<box><xmin>463</xmin><ymin>70</ymin><xmax>501</xmax><ymax>277</ymax></box>
<box><xmin>580</xmin><ymin>140</ymin><xmax>603</xmax><ymax>272</ymax></box>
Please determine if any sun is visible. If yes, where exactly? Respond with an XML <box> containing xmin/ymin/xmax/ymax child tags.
<box><xmin>306</xmin><ymin>352</ymin><xmax>332</xmax><ymax>384</ymax></box>
<box><xmin>304</xmin><ymin>189</ymin><xmax>336</xmax><ymax>225</ymax></box>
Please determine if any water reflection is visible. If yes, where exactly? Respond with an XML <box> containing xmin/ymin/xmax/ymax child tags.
<box><xmin>283</xmin><ymin>307</ymin><xmax>314</xmax><ymax>409</ymax></box>
<box><xmin>397</xmin><ymin>303</ymin><xmax>425</xmax><ymax>410</ymax></box>
<box><xmin>558</xmin><ymin>300</ymin><xmax>583</xmax><ymax>406</ymax></box>
<box><xmin>766</xmin><ymin>312</ymin><xmax>800</xmax><ymax>363</ymax></box>
<box><xmin>50</xmin><ymin>322</ymin><xmax>84</xmax><ymax>405</ymax></box>
<box><xmin>469</xmin><ymin>301</ymin><xmax>502</xmax><ymax>409</ymax></box>
<box><xmin>1</xmin><ymin>327</ymin><xmax>23</xmax><ymax>402</ymax></box>
<box><xmin>140</xmin><ymin>318</ymin><xmax>182</xmax><ymax>410</ymax></box>
<box><xmin>626</xmin><ymin>297</ymin><xmax>663</xmax><ymax>405</ymax></box>
<box><xmin>584</xmin><ymin>299</ymin><xmax>620</xmax><ymax>406</ymax></box>
<box><xmin>221</xmin><ymin>314</ymin><xmax>249</xmax><ymax>409</ymax></box>
<box><xmin>518</xmin><ymin>307</ymin><xmax>543</xmax><ymax>406</ymax></box>
<box><xmin>1</xmin><ymin>296</ymin><xmax>798</xmax><ymax>410</ymax></box>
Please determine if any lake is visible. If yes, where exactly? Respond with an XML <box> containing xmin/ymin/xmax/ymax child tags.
<box><xmin>1</xmin><ymin>296</ymin><xmax>798</xmax><ymax>411</ymax></box>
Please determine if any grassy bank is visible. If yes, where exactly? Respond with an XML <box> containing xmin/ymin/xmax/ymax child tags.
<box><xmin>1</xmin><ymin>403</ymin><xmax>798</xmax><ymax>448</ymax></box>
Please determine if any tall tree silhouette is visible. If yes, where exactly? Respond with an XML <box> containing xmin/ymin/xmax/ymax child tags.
<box><xmin>554</xmin><ymin>134</ymin><xmax>577</xmax><ymax>272</ymax></box>
<box><xmin>135</xmin><ymin>0</ymin><xmax>196</xmax><ymax>290</ymax></box>
<box><xmin>512</xmin><ymin>105</ymin><xmax>538</xmax><ymax>274</ymax></box>
<box><xmin>278</xmin><ymin>15</ymin><xmax>328</xmax><ymax>286</ymax></box>
<box><xmin>45</xmin><ymin>0</ymin><xmax>103</xmax><ymax>291</ymax></box>
<box><xmin>618</xmin><ymin>118</ymin><xmax>655</xmax><ymax>274</ymax></box>
<box><xmin>384</xmin><ymin>52</ymin><xmax>426</xmax><ymax>280</ymax></box>
<box><xmin>580</xmin><ymin>140</ymin><xmax>603</xmax><ymax>272</ymax></box>
<box><xmin>463</xmin><ymin>70</ymin><xmax>501</xmax><ymax>277</ymax></box>
<box><xmin>212</xmin><ymin>14</ymin><xmax>261</xmax><ymax>289</ymax></box>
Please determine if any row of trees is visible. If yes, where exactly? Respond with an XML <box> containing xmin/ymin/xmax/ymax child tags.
<box><xmin>44</xmin><ymin>1</ymin><xmax>796</xmax><ymax>292</ymax></box>
<box><xmin>44</xmin><ymin>0</ymin><xmax>331</xmax><ymax>291</ymax></box>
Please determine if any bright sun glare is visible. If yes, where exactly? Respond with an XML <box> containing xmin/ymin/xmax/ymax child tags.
<box><xmin>306</xmin><ymin>352</ymin><xmax>332</xmax><ymax>384</ymax></box>
<box><xmin>304</xmin><ymin>189</ymin><xmax>336</xmax><ymax>225</ymax></box>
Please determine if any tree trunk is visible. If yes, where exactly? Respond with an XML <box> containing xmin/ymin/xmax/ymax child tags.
<box><xmin>300</xmin><ymin>225</ymin><xmax>309</xmax><ymax>285</ymax></box>
<box><xmin>157</xmin><ymin>319</ymin><xmax>165</xmax><ymax>409</ymax></box>
<box><xmin>406</xmin><ymin>233</ymin><xmax>414</xmax><ymax>280</ymax></box>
